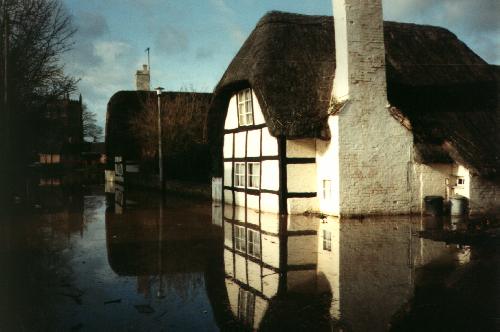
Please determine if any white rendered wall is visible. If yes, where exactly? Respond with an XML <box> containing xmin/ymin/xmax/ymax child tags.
<box><xmin>223</xmin><ymin>134</ymin><xmax>233</xmax><ymax>158</ymax></box>
<box><xmin>260</xmin><ymin>193</ymin><xmax>280</xmax><ymax>214</ymax></box>
<box><xmin>285</xmin><ymin>138</ymin><xmax>319</xmax><ymax>214</ymax></box>
<box><xmin>412</xmin><ymin>163</ymin><xmax>453</xmax><ymax>212</ymax></box>
<box><xmin>316</xmin><ymin>217</ymin><xmax>340</xmax><ymax>319</ymax></box>
<box><xmin>469</xmin><ymin>175</ymin><xmax>500</xmax><ymax>215</ymax></box>
<box><xmin>287</xmin><ymin>164</ymin><xmax>316</xmax><ymax>193</ymax></box>
<box><xmin>247</xmin><ymin>129</ymin><xmax>260</xmax><ymax>157</ymax></box>
<box><xmin>316</xmin><ymin>117</ymin><xmax>341</xmax><ymax>215</ymax></box>
<box><xmin>262</xmin><ymin>129</ymin><xmax>278</xmax><ymax>156</ymax></box>
<box><xmin>234</xmin><ymin>132</ymin><xmax>246</xmax><ymax>158</ymax></box>
<box><xmin>252</xmin><ymin>90</ymin><xmax>266</xmax><ymax>125</ymax></box>
<box><xmin>224</xmin><ymin>97</ymin><xmax>238</xmax><ymax>129</ymax></box>
<box><xmin>337</xmin><ymin>106</ymin><xmax>414</xmax><ymax>216</ymax></box>
<box><xmin>286</xmin><ymin>139</ymin><xmax>316</xmax><ymax>158</ymax></box>
<box><xmin>261</xmin><ymin>160</ymin><xmax>279</xmax><ymax>191</ymax></box>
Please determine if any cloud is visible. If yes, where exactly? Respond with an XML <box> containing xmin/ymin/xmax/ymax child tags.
<box><xmin>383</xmin><ymin>0</ymin><xmax>500</xmax><ymax>63</ymax></box>
<box><xmin>195</xmin><ymin>46</ymin><xmax>215</xmax><ymax>60</ymax></box>
<box><xmin>75</xmin><ymin>12</ymin><xmax>109</xmax><ymax>39</ymax></box>
<box><xmin>154</xmin><ymin>26</ymin><xmax>189</xmax><ymax>56</ymax></box>
<box><xmin>209</xmin><ymin>0</ymin><xmax>246</xmax><ymax>44</ymax></box>
<box><xmin>65</xmin><ymin>39</ymin><xmax>139</xmax><ymax>127</ymax></box>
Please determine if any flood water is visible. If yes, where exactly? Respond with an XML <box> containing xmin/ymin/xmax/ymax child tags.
<box><xmin>0</xmin><ymin>184</ymin><xmax>498</xmax><ymax>331</ymax></box>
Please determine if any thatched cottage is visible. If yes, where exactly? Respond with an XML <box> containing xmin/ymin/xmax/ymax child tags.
<box><xmin>209</xmin><ymin>0</ymin><xmax>499</xmax><ymax>216</ymax></box>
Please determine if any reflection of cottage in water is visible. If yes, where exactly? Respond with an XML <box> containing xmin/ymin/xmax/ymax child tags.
<box><xmin>222</xmin><ymin>204</ymin><xmax>471</xmax><ymax>331</ymax></box>
<box><xmin>209</xmin><ymin>0</ymin><xmax>499</xmax><ymax>216</ymax></box>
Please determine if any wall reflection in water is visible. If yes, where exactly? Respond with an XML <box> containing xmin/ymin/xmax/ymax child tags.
<box><xmin>217</xmin><ymin>204</ymin><xmax>470</xmax><ymax>332</ymax></box>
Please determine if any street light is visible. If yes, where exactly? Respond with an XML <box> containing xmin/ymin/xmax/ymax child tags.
<box><xmin>155</xmin><ymin>86</ymin><xmax>164</xmax><ymax>190</ymax></box>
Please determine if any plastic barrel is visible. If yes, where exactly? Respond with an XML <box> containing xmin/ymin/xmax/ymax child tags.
<box><xmin>424</xmin><ymin>196</ymin><xmax>443</xmax><ymax>216</ymax></box>
<box><xmin>450</xmin><ymin>195</ymin><xmax>468</xmax><ymax>216</ymax></box>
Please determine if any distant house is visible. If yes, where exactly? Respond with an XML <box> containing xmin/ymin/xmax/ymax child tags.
<box><xmin>209</xmin><ymin>2</ymin><xmax>499</xmax><ymax>216</ymax></box>
<box><xmin>82</xmin><ymin>142</ymin><xmax>106</xmax><ymax>165</ymax></box>
<box><xmin>105</xmin><ymin>90</ymin><xmax>213</xmax><ymax>183</ymax></box>
<box><xmin>37</xmin><ymin>95</ymin><xmax>84</xmax><ymax>167</ymax></box>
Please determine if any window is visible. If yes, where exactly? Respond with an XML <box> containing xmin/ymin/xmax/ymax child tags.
<box><xmin>323</xmin><ymin>229</ymin><xmax>332</xmax><ymax>251</ymax></box>
<box><xmin>238</xmin><ymin>289</ymin><xmax>255</xmax><ymax>327</ymax></box>
<box><xmin>247</xmin><ymin>162</ymin><xmax>260</xmax><ymax>189</ymax></box>
<box><xmin>237</xmin><ymin>89</ymin><xmax>253</xmax><ymax>126</ymax></box>
<box><xmin>39</xmin><ymin>154</ymin><xmax>61</xmax><ymax>164</ymax></box>
<box><xmin>322</xmin><ymin>179</ymin><xmax>332</xmax><ymax>200</ymax></box>
<box><xmin>457</xmin><ymin>177</ymin><xmax>465</xmax><ymax>187</ymax></box>
<box><xmin>234</xmin><ymin>162</ymin><xmax>245</xmax><ymax>187</ymax></box>
<box><xmin>52</xmin><ymin>154</ymin><xmax>61</xmax><ymax>163</ymax></box>
<box><xmin>234</xmin><ymin>225</ymin><xmax>246</xmax><ymax>252</ymax></box>
<box><xmin>247</xmin><ymin>229</ymin><xmax>261</xmax><ymax>258</ymax></box>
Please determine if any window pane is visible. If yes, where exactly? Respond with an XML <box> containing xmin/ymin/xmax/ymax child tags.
<box><xmin>237</xmin><ymin>89</ymin><xmax>253</xmax><ymax>126</ymax></box>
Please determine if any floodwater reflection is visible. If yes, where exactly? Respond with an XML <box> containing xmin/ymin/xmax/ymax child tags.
<box><xmin>0</xmin><ymin>186</ymin><xmax>497</xmax><ymax>331</ymax></box>
<box><xmin>218</xmin><ymin>204</ymin><xmax>487</xmax><ymax>331</ymax></box>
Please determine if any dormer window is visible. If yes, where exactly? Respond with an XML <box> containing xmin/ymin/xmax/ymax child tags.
<box><xmin>237</xmin><ymin>89</ymin><xmax>253</xmax><ymax>126</ymax></box>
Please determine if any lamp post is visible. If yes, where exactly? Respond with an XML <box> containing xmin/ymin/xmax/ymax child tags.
<box><xmin>155</xmin><ymin>86</ymin><xmax>164</xmax><ymax>190</ymax></box>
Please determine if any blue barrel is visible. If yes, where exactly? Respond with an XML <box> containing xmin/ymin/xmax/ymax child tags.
<box><xmin>424</xmin><ymin>196</ymin><xmax>443</xmax><ymax>216</ymax></box>
<box><xmin>450</xmin><ymin>195</ymin><xmax>468</xmax><ymax>216</ymax></box>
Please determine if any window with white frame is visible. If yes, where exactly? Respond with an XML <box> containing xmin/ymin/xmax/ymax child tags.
<box><xmin>323</xmin><ymin>229</ymin><xmax>332</xmax><ymax>251</ymax></box>
<box><xmin>237</xmin><ymin>89</ymin><xmax>253</xmax><ymax>126</ymax></box>
<box><xmin>234</xmin><ymin>162</ymin><xmax>245</xmax><ymax>187</ymax></box>
<box><xmin>234</xmin><ymin>225</ymin><xmax>246</xmax><ymax>252</ymax></box>
<box><xmin>322</xmin><ymin>179</ymin><xmax>332</xmax><ymax>200</ymax></box>
<box><xmin>457</xmin><ymin>177</ymin><xmax>465</xmax><ymax>188</ymax></box>
<box><xmin>247</xmin><ymin>229</ymin><xmax>261</xmax><ymax>258</ymax></box>
<box><xmin>247</xmin><ymin>162</ymin><xmax>260</xmax><ymax>189</ymax></box>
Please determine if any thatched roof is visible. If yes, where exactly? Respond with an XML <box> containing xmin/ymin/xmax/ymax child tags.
<box><xmin>208</xmin><ymin>11</ymin><xmax>498</xmax><ymax>177</ymax></box>
<box><xmin>106</xmin><ymin>90</ymin><xmax>212</xmax><ymax>166</ymax></box>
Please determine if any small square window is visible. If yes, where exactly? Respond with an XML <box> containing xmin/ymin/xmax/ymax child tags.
<box><xmin>237</xmin><ymin>89</ymin><xmax>254</xmax><ymax>127</ymax></box>
<box><xmin>457</xmin><ymin>178</ymin><xmax>465</xmax><ymax>186</ymax></box>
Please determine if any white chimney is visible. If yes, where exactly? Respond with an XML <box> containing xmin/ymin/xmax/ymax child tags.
<box><xmin>332</xmin><ymin>0</ymin><xmax>388</xmax><ymax>103</ymax></box>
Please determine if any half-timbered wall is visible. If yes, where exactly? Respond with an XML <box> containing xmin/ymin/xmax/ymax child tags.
<box><xmin>223</xmin><ymin>89</ymin><xmax>280</xmax><ymax>213</ymax></box>
<box><xmin>223</xmin><ymin>89</ymin><xmax>319</xmax><ymax>215</ymax></box>
<box><xmin>284</xmin><ymin>139</ymin><xmax>319</xmax><ymax>214</ymax></box>
<box><xmin>223</xmin><ymin>204</ymin><xmax>318</xmax><ymax>329</ymax></box>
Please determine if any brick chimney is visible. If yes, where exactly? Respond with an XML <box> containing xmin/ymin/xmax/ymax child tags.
<box><xmin>332</xmin><ymin>0</ymin><xmax>387</xmax><ymax>103</ymax></box>
<box><xmin>135</xmin><ymin>64</ymin><xmax>150</xmax><ymax>91</ymax></box>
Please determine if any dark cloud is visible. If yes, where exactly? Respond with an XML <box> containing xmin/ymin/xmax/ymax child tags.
<box><xmin>195</xmin><ymin>46</ymin><xmax>215</xmax><ymax>60</ymax></box>
<box><xmin>154</xmin><ymin>26</ymin><xmax>189</xmax><ymax>56</ymax></box>
<box><xmin>75</xmin><ymin>12</ymin><xmax>109</xmax><ymax>39</ymax></box>
<box><xmin>383</xmin><ymin>0</ymin><xmax>499</xmax><ymax>63</ymax></box>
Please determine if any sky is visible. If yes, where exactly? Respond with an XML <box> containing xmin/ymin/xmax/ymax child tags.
<box><xmin>62</xmin><ymin>0</ymin><xmax>499</xmax><ymax>128</ymax></box>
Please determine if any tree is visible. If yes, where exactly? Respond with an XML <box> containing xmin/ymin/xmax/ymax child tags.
<box><xmin>0</xmin><ymin>0</ymin><xmax>78</xmax><ymax>106</ymax></box>
<box><xmin>0</xmin><ymin>0</ymin><xmax>77</xmax><ymax>205</ymax></box>
<box><xmin>82</xmin><ymin>105</ymin><xmax>103</xmax><ymax>143</ymax></box>
<box><xmin>129</xmin><ymin>92</ymin><xmax>208</xmax><ymax>160</ymax></box>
